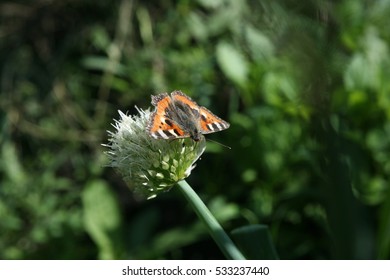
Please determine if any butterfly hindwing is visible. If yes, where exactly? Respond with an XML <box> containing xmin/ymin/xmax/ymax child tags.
<box><xmin>199</xmin><ymin>106</ymin><xmax>230</xmax><ymax>134</ymax></box>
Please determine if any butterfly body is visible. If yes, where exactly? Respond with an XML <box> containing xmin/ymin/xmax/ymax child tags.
<box><xmin>147</xmin><ymin>91</ymin><xmax>230</xmax><ymax>141</ymax></box>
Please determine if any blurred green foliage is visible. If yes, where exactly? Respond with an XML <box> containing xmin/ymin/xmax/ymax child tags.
<box><xmin>1</xmin><ymin>0</ymin><xmax>390</xmax><ymax>259</ymax></box>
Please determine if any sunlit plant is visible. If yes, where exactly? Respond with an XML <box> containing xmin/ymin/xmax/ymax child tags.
<box><xmin>104</xmin><ymin>98</ymin><xmax>244</xmax><ymax>259</ymax></box>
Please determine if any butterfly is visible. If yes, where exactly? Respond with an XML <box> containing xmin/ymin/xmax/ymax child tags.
<box><xmin>147</xmin><ymin>90</ymin><xmax>230</xmax><ymax>141</ymax></box>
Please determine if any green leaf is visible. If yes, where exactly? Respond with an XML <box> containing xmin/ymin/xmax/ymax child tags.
<box><xmin>1</xmin><ymin>142</ymin><xmax>26</xmax><ymax>184</ymax></box>
<box><xmin>82</xmin><ymin>180</ymin><xmax>122</xmax><ymax>259</ymax></box>
<box><xmin>187</xmin><ymin>13</ymin><xmax>208</xmax><ymax>42</ymax></box>
<box><xmin>90</xmin><ymin>26</ymin><xmax>111</xmax><ymax>52</ymax></box>
<box><xmin>196</xmin><ymin>0</ymin><xmax>224</xmax><ymax>10</ymax></box>
<box><xmin>231</xmin><ymin>225</ymin><xmax>279</xmax><ymax>259</ymax></box>
<box><xmin>81</xmin><ymin>56</ymin><xmax>127</xmax><ymax>75</ymax></box>
<box><xmin>216</xmin><ymin>42</ymin><xmax>249</xmax><ymax>86</ymax></box>
<box><xmin>245</xmin><ymin>25</ymin><xmax>274</xmax><ymax>61</ymax></box>
<box><xmin>344</xmin><ymin>27</ymin><xmax>389</xmax><ymax>91</ymax></box>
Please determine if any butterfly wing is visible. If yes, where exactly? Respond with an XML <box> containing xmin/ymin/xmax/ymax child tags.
<box><xmin>172</xmin><ymin>90</ymin><xmax>230</xmax><ymax>135</ymax></box>
<box><xmin>171</xmin><ymin>91</ymin><xmax>201</xmax><ymax>113</ymax></box>
<box><xmin>147</xmin><ymin>93</ymin><xmax>190</xmax><ymax>139</ymax></box>
<box><xmin>198</xmin><ymin>106</ymin><xmax>230</xmax><ymax>134</ymax></box>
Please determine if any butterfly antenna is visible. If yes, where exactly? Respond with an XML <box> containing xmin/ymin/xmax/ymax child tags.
<box><xmin>206</xmin><ymin>138</ymin><xmax>231</xmax><ymax>149</ymax></box>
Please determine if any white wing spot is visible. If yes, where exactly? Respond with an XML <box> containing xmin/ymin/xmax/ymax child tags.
<box><xmin>157</xmin><ymin>129</ymin><xmax>169</xmax><ymax>139</ymax></box>
<box><xmin>169</xmin><ymin>129</ymin><xmax>179</xmax><ymax>137</ymax></box>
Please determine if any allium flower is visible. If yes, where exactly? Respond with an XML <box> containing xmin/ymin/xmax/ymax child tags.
<box><xmin>104</xmin><ymin>108</ymin><xmax>206</xmax><ymax>199</ymax></box>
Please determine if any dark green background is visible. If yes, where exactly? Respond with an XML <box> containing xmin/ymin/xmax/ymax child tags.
<box><xmin>1</xmin><ymin>0</ymin><xmax>389</xmax><ymax>259</ymax></box>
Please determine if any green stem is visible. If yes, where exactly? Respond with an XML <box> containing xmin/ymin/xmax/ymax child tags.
<box><xmin>177</xmin><ymin>180</ymin><xmax>245</xmax><ymax>260</ymax></box>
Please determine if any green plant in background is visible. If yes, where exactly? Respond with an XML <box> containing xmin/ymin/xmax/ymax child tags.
<box><xmin>1</xmin><ymin>0</ymin><xmax>390</xmax><ymax>260</ymax></box>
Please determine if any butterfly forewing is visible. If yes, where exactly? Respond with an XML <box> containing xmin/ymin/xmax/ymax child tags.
<box><xmin>148</xmin><ymin>93</ymin><xmax>190</xmax><ymax>139</ymax></box>
<box><xmin>171</xmin><ymin>91</ymin><xmax>200</xmax><ymax>112</ymax></box>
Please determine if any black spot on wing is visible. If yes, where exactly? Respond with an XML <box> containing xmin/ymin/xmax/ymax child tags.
<box><xmin>164</xmin><ymin>119</ymin><xmax>173</xmax><ymax>127</ymax></box>
<box><xmin>173</xmin><ymin>128</ymin><xmax>180</xmax><ymax>136</ymax></box>
<box><xmin>163</xmin><ymin>130</ymin><xmax>176</xmax><ymax>137</ymax></box>
<box><xmin>211</xmin><ymin>123</ymin><xmax>219</xmax><ymax>131</ymax></box>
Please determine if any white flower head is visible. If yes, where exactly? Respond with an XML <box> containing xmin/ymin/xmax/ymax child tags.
<box><xmin>104</xmin><ymin>108</ymin><xmax>206</xmax><ymax>199</ymax></box>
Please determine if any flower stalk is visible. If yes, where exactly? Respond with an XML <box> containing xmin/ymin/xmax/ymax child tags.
<box><xmin>177</xmin><ymin>180</ymin><xmax>245</xmax><ymax>260</ymax></box>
